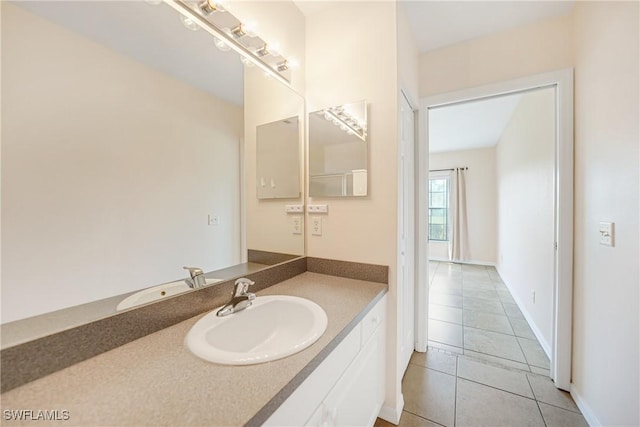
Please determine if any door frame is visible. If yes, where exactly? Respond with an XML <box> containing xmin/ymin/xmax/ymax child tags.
<box><xmin>416</xmin><ymin>69</ymin><xmax>574</xmax><ymax>390</ymax></box>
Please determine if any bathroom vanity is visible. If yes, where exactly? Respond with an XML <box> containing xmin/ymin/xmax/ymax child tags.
<box><xmin>0</xmin><ymin>272</ymin><xmax>387</xmax><ymax>426</ymax></box>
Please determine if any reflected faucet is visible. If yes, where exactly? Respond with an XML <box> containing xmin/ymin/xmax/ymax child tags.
<box><xmin>183</xmin><ymin>266</ymin><xmax>206</xmax><ymax>289</ymax></box>
<box><xmin>216</xmin><ymin>278</ymin><xmax>255</xmax><ymax>317</ymax></box>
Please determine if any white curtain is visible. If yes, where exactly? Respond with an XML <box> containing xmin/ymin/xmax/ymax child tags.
<box><xmin>449</xmin><ymin>168</ymin><xmax>469</xmax><ymax>261</ymax></box>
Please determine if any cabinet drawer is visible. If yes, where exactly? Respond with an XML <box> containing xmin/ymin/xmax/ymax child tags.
<box><xmin>361</xmin><ymin>295</ymin><xmax>386</xmax><ymax>347</ymax></box>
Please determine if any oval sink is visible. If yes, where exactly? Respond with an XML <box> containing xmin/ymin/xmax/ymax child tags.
<box><xmin>116</xmin><ymin>278</ymin><xmax>223</xmax><ymax>311</ymax></box>
<box><xmin>185</xmin><ymin>295</ymin><xmax>328</xmax><ymax>365</ymax></box>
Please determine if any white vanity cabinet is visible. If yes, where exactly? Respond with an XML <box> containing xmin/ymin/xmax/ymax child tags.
<box><xmin>265</xmin><ymin>295</ymin><xmax>386</xmax><ymax>427</ymax></box>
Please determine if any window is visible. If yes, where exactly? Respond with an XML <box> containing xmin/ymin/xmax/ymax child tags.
<box><xmin>429</xmin><ymin>176</ymin><xmax>450</xmax><ymax>241</ymax></box>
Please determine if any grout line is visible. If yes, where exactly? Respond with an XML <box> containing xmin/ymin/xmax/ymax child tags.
<box><xmin>403</xmin><ymin>409</ymin><xmax>447</xmax><ymax>427</ymax></box>
<box><xmin>457</xmin><ymin>376</ymin><xmax>538</xmax><ymax>401</ymax></box>
<box><xmin>527</xmin><ymin>375</ymin><xmax>549</xmax><ymax>427</ymax></box>
<box><xmin>453</xmin><ymin>354</ymin><xmax>459</xmax><ymax>427</ymax></box>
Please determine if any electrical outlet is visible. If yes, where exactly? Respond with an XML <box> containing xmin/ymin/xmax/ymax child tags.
<box><xmin>311</xmin><ymin>216</ymin><xmax>322</xmax><ymax>236</ymax></box>
<box><xmin>207</xmin><ymin>214</ymin><xmax>220</xmax><ymax>226</ymax></box>
<box><xmin>292</xmin><ymin>216</ymin><xmax>302</xmax><ymax>234</ymax></box>
<box><xmin>532</xmin><ymin>290</ymin><xmax>536</xmax><ymax>304</ymax></box>
<box><xmin>599</xmin><ymin>222</ymin><xmax>614</xmax><ymax>246</ymax></box>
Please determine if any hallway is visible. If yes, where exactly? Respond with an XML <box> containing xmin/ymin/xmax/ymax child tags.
<box><xmin>376</xmin><ymin>262</ymin><xmax>588</xmax><ymax>426</ymax></box>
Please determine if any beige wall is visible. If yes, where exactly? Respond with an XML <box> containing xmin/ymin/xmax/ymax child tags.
<box><xmin>1</xmin><ymin>4</ymin><xmax>243</xmax><ymax>322</ymax></box>
<box><xmin>571</xmin><ymin>2</ymin><xmax>639</xmax><ymax>425</ymax></box>
<box><xmin>420</xmin><ymin>4</ymin><xmax>639</xmax><ymax>425</ymax></box>
<box><xmin>429</xmin><ymin>147</ymin><xmax>497</xmax><ymax>264</ymax></box>
<box><xmin>496</xmin><ymin>88</ymin><xmax>556</xmax><ymax>351</ymax></box>
<box><xmin>241</xmin><ymin>1</ymin><xmax>306</xmax><ymax>256</ymax></box>
<box><xmin>419</xmin><ymin>13</ymin><xmax>573</xmax><ymax>97</ymax></box>
<box><xmin>305</xmin><ymin>0</ymin><xmax>402</xmax><ymax>415</ymax></box>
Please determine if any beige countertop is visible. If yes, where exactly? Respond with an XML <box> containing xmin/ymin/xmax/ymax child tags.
<box><xmin>0</xmin><ymin>272</ymin><xmax>387</xmax><ymax>426</ymax></box>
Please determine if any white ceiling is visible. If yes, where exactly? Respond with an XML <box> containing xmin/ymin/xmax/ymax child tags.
<box><xmin>428</xmin><ymin>93</ymin><xmax>522</xmax><ymax>153</ymax></box>
<box><xmin>15</xmin><ymin>1</ymin><xmax>244</xmax><ymax>106</ymax></box>
<box><xmin>400</xmin><ymin>1</ymin><xmax>574</xmax><ymax>52</ymax></box>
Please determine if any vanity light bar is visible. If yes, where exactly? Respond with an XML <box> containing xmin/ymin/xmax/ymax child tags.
<box><xmin>323</xmin><ymin>109</ymin><xmax>366</xmax><ymax>142</ymax></box>
<box><xmin>162</xmin><ymin>0</ymin><xmax>291</xmax><ymax>87</ymax></box>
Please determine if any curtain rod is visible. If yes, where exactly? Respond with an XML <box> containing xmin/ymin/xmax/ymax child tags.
<box><xmin>429</xmin><ymin>167</ymin><xmax>468</xmax><ymax>172</ymax></box>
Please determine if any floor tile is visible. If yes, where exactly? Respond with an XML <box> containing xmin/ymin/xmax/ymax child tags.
<box><xmin>463</xmin><ymin>349</ymin><xmax>531</xmax><ymax>373</ymax></box>
<box><xmin>462</xmin><ymin>296</ymin><xmax>505</xmax><ymax>315</ymax></box>
<box><xmin>428</xmin><ymin>341</ymin><xmax>463</xmax><ymax>354</ymax></box>
<box><xmin>410</xmin><ymin>349</ymin><xmax>457</xmax><ymax>376</ymax></box>
<box><xmin>462</xmin><ymin>288</ymin><xmax>500</xmax><ymax>301</ymax></box>
<box><xmin>496</xmin><ymin>289</ymin><xmax>517</xmax><ymax>304</ymax></box>
<box><xmin>539</xmin><ymin>402</ymin><xmax>589</xmax><ymax>427</ymax></box>
<box><xmin>428</xmin><ymin>319</ymin><xmax>463</xmax><ymax>348</ymax></box>
<box><xmin>510</xmin><ymin>318</ymin><xmax>537</xmax><ymax>340</ymax></box>
<box><xmin>375</xmin><ymin>411</ymin><xmax>442</xmax><ymax>427</ymax></box>
<box><xmin>431</xmin><ymin>276</ymin><xmax>462</xmax><ymax>287</ymax></box>
<box><xmin>503</xmin><ymin>302</ymin><xmax>526</xmax><ymax>320</ymax></box>
<box><xmin>527</xmin><ymin>374</ymin><xmax>580</xmax><ymax>413</ymax></box>
<box><xmin>518</xmin><ymin>337</ymin><xmax>550</xmax><ymax>369</ymax></box>
<box><xmin>462</xmin><ymin>281</ymin><xmax>495</xmax><ymax>291</ymax></box>
<box><xmin>530</xmin><ymin>366</ymin><xmax>550</xmax><ymax>376</ymax></box>
<box><xmin>463</xmin><ymin>310</ymin><xmax>514</xmax><ymax>335</ymax></box>
<box><xmin>463</xmin><ymin>327</ymin><xmax>527</xmax><ymax>363</ymax></box>
<box><xmin>457</xmin><ymin>357</ymin><xmax>534</xmax><ymax>398</ymax></box>
<box><xmin>430</xmin><ymin>284</ymin><xmax>463</xmax><ymax>297</ymax></box>
<box><xmin>403</xmin><ymin>364</ymin><xmax>456</xmax><ymax>427</ymax></box>
<box><xmin>430</xmin><ymin>293</ymin><xmax>463</xmax><ymax>309</ymax></box>
<box><xmin>429</xmin><ymin>304</ymin><xmax>462</xmax><ymax>324</ymax></box>
<box><xmin>456</xmin><ymin>378</ymin><xmax>545</xmax><ymax>427</ymax></box>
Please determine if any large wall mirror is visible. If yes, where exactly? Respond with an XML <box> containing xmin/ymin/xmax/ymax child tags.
<box><xmin>309</xmin><ymin>101</ymin><xmax>368</xmax><ymax>197</ymax></box>
<box><xmin>1</xmin><ymin>1</ymin><xmax>304</xmax><ymax>343</ymax></box>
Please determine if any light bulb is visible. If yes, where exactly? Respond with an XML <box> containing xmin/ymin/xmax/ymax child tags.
<box><xmin>180</xmin><ymin>15</ymin><xmax>199</xmax><ymax>32</ymax></box>
<box><xmin>214</xmin><ymin>36</ymin><xmax>230</xmax><ymax>52</ymax></box>
<box><xmin>332</xmin><ymin>119</ymin><xmax>340</xmax><ymax>126</ymax></box>
<box><xmin>286</xmin><ymin>57</ymin><xmax>300</xmax><ymax>68</ymax></box>
<box><xmin>323</xmin><ymin>112</ymin><xmax>332</xmax><ymax>121</ymax></box>
<box><xmin>240</xmin><ymin>56</ymin><xmax>254</xmax><ymax>67</ymax></box>
<box><xmin>340</xmin><ymin>124</ymin><xmax>348</xmax><ymax>131</ymax></box>
<box><xmin>268</xmin><ymin>42</ymin><xmax>282</xmax><ymax>57</ymax></box>
<box><xmin>243</xmin><ymin>21</ymin><xmax>258</xmax><ymax>37</ymax></box>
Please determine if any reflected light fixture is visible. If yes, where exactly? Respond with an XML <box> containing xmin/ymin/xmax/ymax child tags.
<box><xmin>180</xmin><ymin>15</ymin><xmax>199</xmax><ymax>31</ymax></box>
<box><xmin>322</xmin><ymin>106</ymin><xmax>367</xmax><ymax>142</ymax></box>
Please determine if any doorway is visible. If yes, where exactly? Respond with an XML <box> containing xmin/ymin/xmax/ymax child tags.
<box><xmin>415</xmin><ymin>69</ymin><xmax>574</xmax><ymax>390</ymax></box>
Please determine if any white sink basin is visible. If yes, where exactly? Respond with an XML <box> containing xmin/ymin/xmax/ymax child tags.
<box><xmin>116</xmin><ymin>278</ymin><xmax>223</xmax><ymax>311</ymax></box>
<box><xmin>185</xmin><ymin>295</ymin><xmax>328</xmax><ymax>365</ymax></box>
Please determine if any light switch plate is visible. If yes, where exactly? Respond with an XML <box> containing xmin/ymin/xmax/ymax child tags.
<box><xmin>599</xmin><ymin>222</ymin><xmax>614</xmax><ymax>246</ymax></box>
<box><xmin>285</xmin><ymin>204</ymin><xmax>304</xmax><ymax>213</ymax></box>
<box><xmin>308</xmin><ymin>204</ymin><xmax>328</xmax><ymax>213</ymax></box>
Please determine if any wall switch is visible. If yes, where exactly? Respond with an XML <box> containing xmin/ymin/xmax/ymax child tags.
<box><xmin>599</xmin><ymin>222</ymin><xmax>614</xmax><ymax>246</ymax></box>
<box><xmin>285</xmin><ymin>204</ymin><xmax>304</xmax><ymax>213</ymax></box>
<box><xmin>308</xmin><ymin>204</ymin><xmax>328</xmax><ymax>213</ymax></box>
<box><xmin>531</xmin><ymin>290</ymin><xmax>536</xmax><ymax>304</ymax></box>
<box><xmin>311</xmin><ymin>216</ymin><xmax>322</xmax><ymax>236</ymax></box>
<box><xmin>292</xmin><ymin>216</ymin><xmax>302</xmax><ymax>235</ymax></box>
<box><xmin>208</xmin><ymin>214</ymin><xmax>220</xmax><ymax>226</ymax></box>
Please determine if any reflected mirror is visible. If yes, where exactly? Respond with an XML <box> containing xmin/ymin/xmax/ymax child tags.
<box><xmin>256</xmin><ymin>117</ymin><xmax>301</xmax><ymax>199</ymax></box>
<box><xmin>1</xmin><ymin>1</ymin><xmax>304</xmax><ymax>342</ymax></box>
<box><xmin>309</xmin><ymin>101</ymin><xmax>368</xmax><ymax>197</ymax></box>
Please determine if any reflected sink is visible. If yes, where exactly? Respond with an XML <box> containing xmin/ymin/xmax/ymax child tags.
<box><xmin>116</xmin><ymin>278</ymin><xmax>223</xmax><ymax>311</ymax></box>
<box><xmin>185</xmin><ymin>295</ymin><xmax>328</xmax><ymax>365</ymax></box>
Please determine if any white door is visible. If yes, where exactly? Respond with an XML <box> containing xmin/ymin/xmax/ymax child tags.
<box><xmin>398</xmin><ymin>92</ymin><xmax>415</xmax><ymax>373</ymax></box>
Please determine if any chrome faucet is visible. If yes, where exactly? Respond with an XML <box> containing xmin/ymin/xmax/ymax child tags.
<box><xmin>216</xmin><ymin>278</ymin><xmax>255</xmax><ymax>317</ymax></box>
<box><xmin>183</xmin><ymin>266</ymin><xmax>207</xmax><ymax>289</ymax></box>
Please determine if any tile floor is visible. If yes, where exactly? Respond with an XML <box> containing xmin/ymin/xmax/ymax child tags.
<box><xmin>375</xmin><ymin>262</ymin><xmax>588</xmax><ymax>427</ymax></box>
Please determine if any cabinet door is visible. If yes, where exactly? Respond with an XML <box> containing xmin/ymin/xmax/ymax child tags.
<box><xmin>323</xmin><ymin>325</ymin><xmax>385</xmax><ymax>427</ymax></box>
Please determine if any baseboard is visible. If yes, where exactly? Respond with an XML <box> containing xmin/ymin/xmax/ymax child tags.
<box><xmin>570</xmin><ymin>386</ymin><xmax>601</xmax><ymax>427</ymax></box>
<box><xmin>429</xmin><ymin>257</ymin><xmax>496</xmax><ymax>267</ymax></box>
<box><xmin>495</xmin><ymin>265</ymin><xmax>552</xmax><ymax>358</ymax></box>
<box><xmin>378</xmin><ymin>393</ymin><xmax>404</xmax><ymax>425</ymax></box>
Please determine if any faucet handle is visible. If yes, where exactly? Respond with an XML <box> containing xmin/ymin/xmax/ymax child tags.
<box><xmin>183</xmin><ymin>266</ymin><xmax>204</xmax><ymax>279</ymax></box>
<box><xmin>233</xmin><ymin>278</ymin><xmax>255</xmax><ymax>296</ymax></box>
